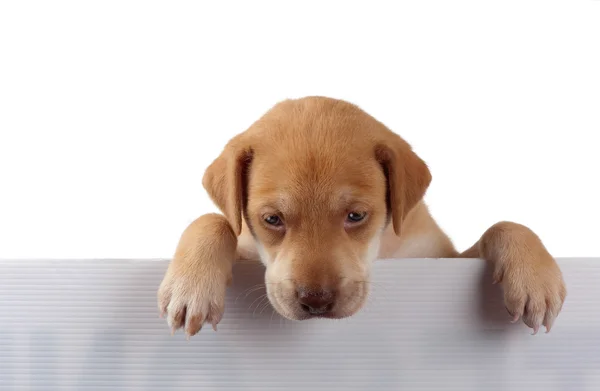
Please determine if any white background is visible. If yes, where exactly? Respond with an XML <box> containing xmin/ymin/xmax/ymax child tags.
<box><xmin>0</xmin><ymin>1</ymin><xmax>598</xmax><ymax>259</ymax></box>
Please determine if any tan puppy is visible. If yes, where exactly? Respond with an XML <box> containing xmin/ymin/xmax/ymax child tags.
<box><xmin>158</xmin><ymin>96</ymin><xmax>566</xmax><ymax>337</ymax></box>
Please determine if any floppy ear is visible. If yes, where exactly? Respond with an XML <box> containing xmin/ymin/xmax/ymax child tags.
<box><xmin>202</xmin><ymin>135</ymin><xmax>253</xmax><ymax>236</ymax></box>
<box><xmin>375</xmin><ymin>135</ymin><xmax>432</xmax><ymax>237</ymax></box>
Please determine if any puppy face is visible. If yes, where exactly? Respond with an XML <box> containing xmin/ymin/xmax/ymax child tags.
<box><xmin>202</xmin><ymin>97</ymin><xmax>431</xmax><ymax>320</ymax></box>
<box><xmin>246</xmin><ymin>144</ymin><xmax>389</xmax><ymax>320</ymax></box>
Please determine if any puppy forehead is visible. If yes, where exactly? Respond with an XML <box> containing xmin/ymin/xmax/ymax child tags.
<box><xmin>245</xmin><ymin>96</ymin><xmax>390</xmax><ymax>211</ymax></box>
<box><xmin>248</xmin><ymin>152</ymin><xmax>385</xmax><ymax>212</ymax></box>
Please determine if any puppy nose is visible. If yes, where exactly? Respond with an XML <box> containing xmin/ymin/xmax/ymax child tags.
<box><xmin>297</xmin><ymin>288</ymin><xmax>335</xmax><ymax>315</ymax></box>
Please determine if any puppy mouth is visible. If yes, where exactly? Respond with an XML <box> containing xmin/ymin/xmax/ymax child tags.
<box><xmin>266</xmin><ymin>291</ymin><xmax>365</xmax><ymax>321</ymax></box>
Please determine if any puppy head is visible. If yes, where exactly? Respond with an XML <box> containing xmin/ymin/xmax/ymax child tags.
<box><xmin>203</xmin><ymin>97</ymin><xmax>431</xmax><ymax>320</ymax></box>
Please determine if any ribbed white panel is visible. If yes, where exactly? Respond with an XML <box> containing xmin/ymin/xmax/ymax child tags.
<box><xmin>0</xmin><ymin>258</ymin><xmax>597</xmax><ymax>391</ymax></box>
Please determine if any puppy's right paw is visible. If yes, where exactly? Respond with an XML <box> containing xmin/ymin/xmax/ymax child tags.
<box><xmin>157</xmin><ymin>266</ymin><xmax>230</xmax><ymax>338</ymax></box>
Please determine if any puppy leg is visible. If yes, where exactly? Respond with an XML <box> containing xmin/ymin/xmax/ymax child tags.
<box><xmin>157</xmin><ymin>213</ymin><xmax>239</xmax><ymax>338</ymax></box>
<box><xmin>459</xmin><ymin>221</ymin><xmax>566</xmax><ymax>334</ymax></box>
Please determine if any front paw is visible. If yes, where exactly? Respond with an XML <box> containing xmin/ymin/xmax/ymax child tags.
<box><xmin>157</xmin><ymin>265</ymin><xmax>230</xmax><ymax>338</ymax></box>
<box><xmin>495</xmin><ymin>252</ymin><xmax>566</xmax><ymax>334</ymax></box>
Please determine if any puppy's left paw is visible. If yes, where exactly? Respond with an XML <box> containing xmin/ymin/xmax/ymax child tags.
<box><xmin>494</xmin><ymin>251</ymin><xmax>566</xmax><ymax>334</ymax></box>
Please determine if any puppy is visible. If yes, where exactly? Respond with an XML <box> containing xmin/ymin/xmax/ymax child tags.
<box><xmin>158</xmin><ymin>96</ymin><xmax>566</xmax><ymax>337</ymax></box>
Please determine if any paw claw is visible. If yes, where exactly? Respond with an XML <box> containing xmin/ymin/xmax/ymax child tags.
<box><xmin>498</xmin><ymin>250</ymin><xmax>565</xmax><ymax>335</ymax></box>
<box><xmin>157</xmin><ymin>264</ymin><xmax>228</xmax><ymax>339</ymax></box>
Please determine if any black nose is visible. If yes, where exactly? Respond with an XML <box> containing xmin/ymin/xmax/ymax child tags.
<box><xmin>297</xmin><ymin>288</ymin><xmax>335</xmax><ymax>315</ymax></box>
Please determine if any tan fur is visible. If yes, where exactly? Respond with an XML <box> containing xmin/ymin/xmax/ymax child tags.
<box><xmin>158</xmin><ymin>96</ymin><xmax>566</xmax><ymax>337</ymax></box>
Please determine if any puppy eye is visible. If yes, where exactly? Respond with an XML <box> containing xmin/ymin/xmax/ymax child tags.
<box><xmin>347</xmin><ymin>211</ymin><xmax>367</xmax><ymax>223</ymax></box>
<box><xmin>264</xmin><ymin>214</ymin><xmax>283</xmax><ymax>226</ymax></box>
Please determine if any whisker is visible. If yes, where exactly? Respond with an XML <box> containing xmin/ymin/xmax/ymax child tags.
<box><xmin>248</xmin><ymin>293</ymin><xmax>267</xmax><ymax>312</ymax></box>
<box><xmin>259</xmin><ymin>298</ymin><xmax>273</xmax><ymax>315</ymax></box>
<box><xmin>265</xmin><ymin>278</ymin><xmax>295</xmax><ymax>286</ymax></box>
<box><xmin>252</xmin><ymin>296</ymin><xmax>269</xmax><ymax>318</ymax></box>
<box><xmin>235</xmin><ymin>284</ymin><xmax>266</xmax><ymax>303</ymax></box>
<box><xmin>353</xmin><ymin>280</ymin><xmax>390</xmax><ymax>293</ymax></box>
<box><xmin>269</xmin><ymin>308</ymin><xmax>277</xmax><ymax>329</ymax></box>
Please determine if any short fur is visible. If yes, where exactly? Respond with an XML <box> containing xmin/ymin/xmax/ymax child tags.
<box><xmin>158</xmin><ymin>96</ymin><xmax>566</xmax><ymax>337</ymax></box>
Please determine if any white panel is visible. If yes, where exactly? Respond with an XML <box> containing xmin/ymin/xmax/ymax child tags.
<box><xmin>0</xmin><ymin>258</ymin><xmax>597</xmax><ymax>390</ymax></box>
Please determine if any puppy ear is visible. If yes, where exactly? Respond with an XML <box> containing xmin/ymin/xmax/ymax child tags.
<box><xmin>375</xmin><ymin>135</ymin><xmax>431</xmax><ymax>237</ymax></box>
<box><xmin>202</xmin><ymin>135</ymin><xmax>253</xmax><ymax>236</ymax></box>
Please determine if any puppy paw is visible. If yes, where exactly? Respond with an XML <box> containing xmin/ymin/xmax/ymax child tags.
<box><xmin>157</xmin><ymin>266</ymin><xmax>231</xmax><ymax>338</ymax></box>
<box><xmin>493</xmin><ymin>250</ymin><xmax>566</xmax><ymax>334</ymax></box>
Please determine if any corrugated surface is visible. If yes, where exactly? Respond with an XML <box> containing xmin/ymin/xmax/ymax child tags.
<box><xmin>0</xmin><ymin>258</ymin><xmax>598</xmax><ymax>391</ymax></box>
